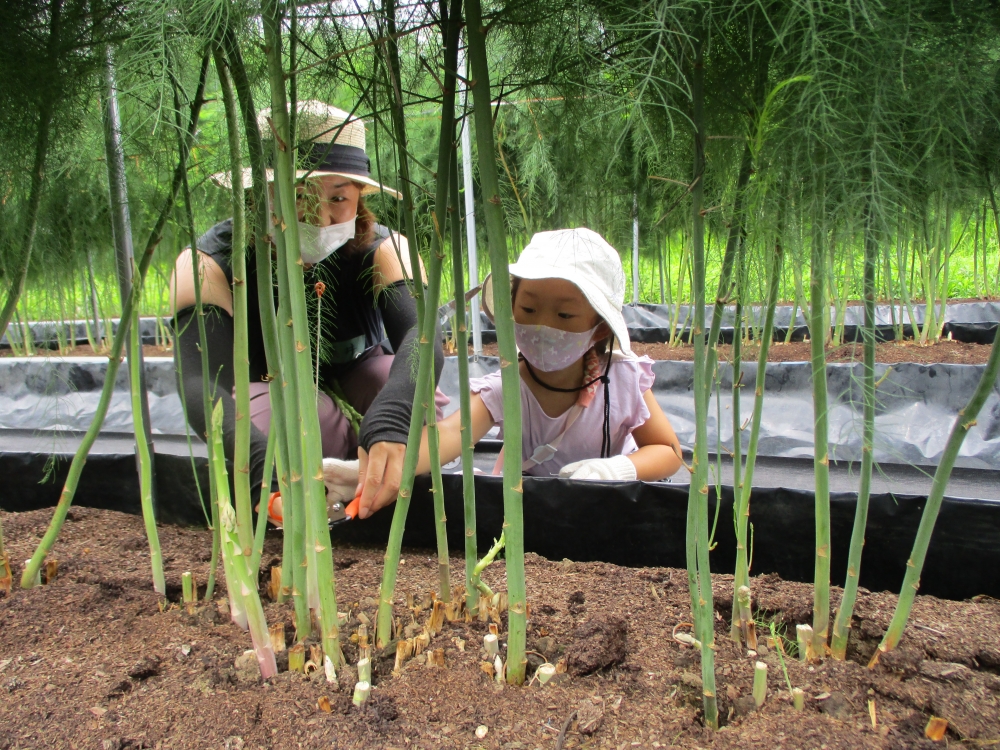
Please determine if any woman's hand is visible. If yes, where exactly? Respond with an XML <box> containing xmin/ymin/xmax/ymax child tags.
<box><xmin>356</xmin><ymin>442</ymin><xmax>407</xmax><ymax>519</ymax></box>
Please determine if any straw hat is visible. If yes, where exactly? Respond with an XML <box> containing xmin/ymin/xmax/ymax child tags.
<box><xmin>211</xmin><ymin>100</ymin><xmax>400</xmax><ymax>198</ymax></box>
<box><xmin>481</xmin><ymin>227</ymin><xmax>633</xmax><ymax>356</ymax></box>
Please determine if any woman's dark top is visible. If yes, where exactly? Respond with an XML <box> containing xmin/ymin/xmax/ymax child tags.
<box><xmin>172</xmin><ymin>219</ymin><xmax>443</xmax><ymax>506</ymax></box>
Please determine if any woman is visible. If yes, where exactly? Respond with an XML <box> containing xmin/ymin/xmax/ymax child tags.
<box><xmin>170</xmin><ymin>101</ymin><xmax>443</xmax><ymax>520</ymax></box>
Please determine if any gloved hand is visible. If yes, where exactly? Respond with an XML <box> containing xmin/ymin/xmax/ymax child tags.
<box><xmin>558</xmin><ymin>455</ymin><xmax>637</xmax><ymax>481</ymax></box>
<box><xmin>323</xmin><ymin>458</ymin><xmax>360</xmax><ymax>505</ymax></box>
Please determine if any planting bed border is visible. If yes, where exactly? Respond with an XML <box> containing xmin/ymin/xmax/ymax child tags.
<box><xmin>1</xmin><ymin>429</ymin><xmax>998</xmax><ymax>601</ymax></box>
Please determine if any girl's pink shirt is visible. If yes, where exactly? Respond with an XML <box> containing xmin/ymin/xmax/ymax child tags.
<box><xmin>470</xmin><ymin>354</ymin><xmax>656</xmax><ymax>476</ymax></box>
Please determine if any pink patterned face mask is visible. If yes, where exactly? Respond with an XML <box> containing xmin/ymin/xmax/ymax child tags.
<box><xmin>514</xmin><ymin>322</ymin><xmax>600</xmax><ymax>372</ymax></box>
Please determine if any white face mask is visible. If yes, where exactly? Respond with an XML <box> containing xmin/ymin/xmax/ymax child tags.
<box><xmin>297</xmin><ymin>215</ymin><xmax>357</xmax><ymax>265</ymax></box>
<box><xmin>515</xmin><ymin>322</ymin><xmax>600</xmax><ymax>372</ymax></box>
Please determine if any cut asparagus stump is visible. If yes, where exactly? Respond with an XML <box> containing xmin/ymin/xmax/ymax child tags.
<box><xmin>269</xmin><ymin>623</ymin><xmax>286</xmax><ymax>654</ymax></box>
<box><xmin>796</xmin><ymin>624</ymin><xmax>815</xmax><ymax>662</ymax></box>
<box><xmin>353</xmin><ymin>681</ymin><xmax>371</xmax><ymax>708</ymax></box>
<box><xmin>792</xmin><ymin>687</ymin><xmax>805</xmax><ymax>710</ymax></box>
<box><xmin>536</xmin><ymin>663</ymin><xmax>557</xmax><ymax>685</ymax></box>
<box><xmin>357</xmin><ymin>657</ymin><xmax>371</xmax><ymax>684</ymax></box>
<box><xmin>752</xmin><ymin>661</ymin><xmax>768</xmax><ymax>707</ymax></box>
<box><xmin>182</xmin><ymin>572</ymin><xmax>195</xmax><ymax>613</ymax></box>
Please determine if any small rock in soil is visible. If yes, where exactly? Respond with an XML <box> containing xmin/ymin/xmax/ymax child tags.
<box><xmin>525</xmin><ymin>651</ymin><xmax>545</xmax><ymax>673</ymax></box>
<box><xmin>576</xmin><ymin>697</ymin><xmax>604</xmax><ymax>735</ymax></box>
<box><xmin>126</xmin><ymin>656</ymin><xmax>160</xmax><ymax>681</ymax></box>
<box><xmin>680</xmin><ymin>672</ymin><xmax>701</xmax><ymax>688</ymax></box>
<box><xmin>233</xmin><ymin>650</ymin><xmax>260</xmax><ymax>684</ymax></box>
<box><xmin>567</xmin><ymin>616</ymin><xmax>627</xmax><ymax>676</ymax></box>
<box><xmin>673</xmin><ymin>651</ymin><xmax>695</xmax><ymax>668</ymax></box>
<box><xmin>732</xmin><ymin>695</ymin><xmax>757</xmax><ymax>717</ymax></box>
<box><xmin>817</xmin><ymin>691</ymin><xmax>851</xmax><ymax>720</ymax></box>
<box><xmin>534</xmin><ymin>636</ymin><xmax>559</xmax><ymax>661</ymax></box>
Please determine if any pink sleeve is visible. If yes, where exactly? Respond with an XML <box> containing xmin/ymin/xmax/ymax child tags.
<box><xmin>636</xmin><ymin>355</ymin><xmax>655</xmax><ymax>392</ymax></box>
<box><xmin>469</xmin><ymin>371</ymin><xmax>504</xmax><ymax>425</ymax></box>
<box><xmin>608</xmin><ymin>356</ymin><xmax>654</xmax><ymax>437</ymax></box>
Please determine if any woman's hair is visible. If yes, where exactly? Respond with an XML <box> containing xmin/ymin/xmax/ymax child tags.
<box><xmin>510</xmin><ymin>276</ymin><xmax>614</xmax><ymax>353</ymax></box>
<box><xmin>350</xmin><ymin>194</ymin><xmax>377</xmax><ymax>251</ymax></box>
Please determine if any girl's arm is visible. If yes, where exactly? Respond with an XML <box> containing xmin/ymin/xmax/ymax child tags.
<box><xmin>414</xmin><ymin>393</ymin><xmax>496</xmax><ymax>475</ymax></box>
<box><xmin>627</xmin><ymin>390</ymin><xmax>684</xmax><ymax>481</ymax></box>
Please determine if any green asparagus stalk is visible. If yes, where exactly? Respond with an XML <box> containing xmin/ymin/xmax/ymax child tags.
<box><xmin>220</xmin><ymin>23</ymin><xmax>295</xmax><ymax>604</ymax></box>
<box><xmin>373</xmin><ymin>0</ymin><xmax>427</xmax><ymax>648</ymax></box>
<box><xmin>685</xmin><ymin>27</ymin><xmax>719</xmax><ymax>728</ymax></box>
<box><xmin>732</xmin><ymin>232</ymin><xmax>784</xmax><ymax>643</ymax></box>
<box><xmin>426</xmin><ymin>373</ymin><xmax>451</xmax><ymax>601</ymax></box>
<box><xmin>471</xmin><ymin>532</ymin><xmax>505</xmax><ymax>602</ymax></box>
<box><xmin>374</xmin><ymin>0</ymin><xmax>462</xmax><ymax>646</ymax></box>
<box><xmin>210</xmin><ymin>400</ymin><xmax>278</xmax><ymax>678</ymax></box>
<box><xmin>213</xmin><ymin>46</ymin><xmax>254</xmax><ymax>556</ymax></box>
<box><xmin>830</xmin><ymin>197</ymin><xmax>877</xmax><ymax>660</ymax></box>
<box><xmin>249</xmin><ymin>420</ymin><xmax>276</xmax><ymax>576</ymax></box>
<box><xmin>703</xmin><ymin>145</ymin><xmax>752</xmax><ymax>407</ymax></box>
<box><xmin>809</xmin><ymin>170</ymin><xmax>832</xmax><ymax>658</ymax></box>
<box><xmin>466</xmin><ymin>0</ymin><xmax>527</xmax><ymax>685</ymax></box>
<box><xmin>262</xmin><ymin>0</ymin><xmax>341</xmax><ymax>669</ymax></box>
<box><xmin>449</xmin><ymin>137</ymin><xmax>479</xmax><ymax>612</ymax></box>
<box><xmin>178</xmin><ymin>117</ymin><xmax>222</xmax><ymax>602</ymax></box>
<box><xmin>871</xmin><ymin>326</ymin><xmax>1000</xmax><ymax>664</ymax></box>
<box><xmin>129</xmin><ymin>302</ymin><xmax>165</xmax><ymax>595</ymax></box>
<box><xmin>21</xmin><ymin>56</ymin><xmax>208</xmax><ymax>589</ymax></box>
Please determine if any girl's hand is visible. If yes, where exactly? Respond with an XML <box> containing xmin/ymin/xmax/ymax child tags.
<box><xmin>356</xmin><ymin>442</ymin><xmax>406</xmax><ymax>519</ymax></box>
<box><xmin>559</xmin><ymin>455</ymin><xmax>637</xmax><ymax>481</ymax></box>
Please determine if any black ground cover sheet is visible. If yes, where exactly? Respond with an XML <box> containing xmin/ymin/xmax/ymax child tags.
<box><xmin>465</xmin><ymin>300</ymin><xmax>1000</xmax><ymax>345</ymax></box>
<box><xmin>1</xmin><ymin>429</ymin><xmax>997</xmax><ymax>601</ymax></box>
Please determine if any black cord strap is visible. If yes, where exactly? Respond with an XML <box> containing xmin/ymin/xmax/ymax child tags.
<box><xmin>519</xmin><ymin>340</ymin><xmax>615</xmax><ymax>459</ymax></box>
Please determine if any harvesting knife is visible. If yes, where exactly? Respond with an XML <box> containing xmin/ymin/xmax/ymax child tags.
<box><xmin>327</xmin><ymin>495</ymin><xmax>363</xmax><ymax>527</ymax></box>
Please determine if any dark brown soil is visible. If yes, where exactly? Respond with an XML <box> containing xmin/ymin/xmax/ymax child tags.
<box><xmin>0</xmin><ymin>344</ymin><xmax>172</xmax><ymax>358</ymax></box>
<box><xmin>1</xmin><ymin>506</ymin><xmax>998</xmax><ymax>750</ymax></box>
<box><xmin>474</xmin><ymin>339</ymin><xmax>995</xmax><ymax>365</ymax></box>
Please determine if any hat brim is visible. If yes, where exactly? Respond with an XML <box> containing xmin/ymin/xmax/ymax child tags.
<box><xmin>210</xmin><ymin>167</ymin><xmax>401</xmax><ymax>199</ymax></box>
<box><xmin>481</xmin><ymin>267</ymin><xmax>633</xmax><ymax>357</ymax></box>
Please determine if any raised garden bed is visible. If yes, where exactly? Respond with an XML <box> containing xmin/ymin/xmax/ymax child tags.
<box><xmin>1</xmin><ymin>506</ymin><xmax>998</xmax><ymax>750</ymax></box>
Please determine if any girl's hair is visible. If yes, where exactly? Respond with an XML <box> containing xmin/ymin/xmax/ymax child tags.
<box><xmin>510</xmin><ymin>276</ymin><xmax>614</xmax><ymax>353</ymax></box>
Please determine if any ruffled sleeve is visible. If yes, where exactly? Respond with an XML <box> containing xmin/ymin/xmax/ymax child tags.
<box><xmin>611</xmin><ymin>355</ymin><xmax>655</xmax><ymax>437</ymax></box>
<box><xmin>636</xmin><ymin>355</ymin><xmax>655</xmax><ymax>393</ymax></box>
<box><xmin>469</xmin><ymin>371</ymin><xmax>505</xmax><ymax>425</ymax></box>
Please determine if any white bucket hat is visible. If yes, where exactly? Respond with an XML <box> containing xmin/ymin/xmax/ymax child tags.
<box><xmin>211</xmin><ymin>100</ymin><xmax>400</xmax><ymax>198</ymax></box>
<box><xmin>482</xmin><ymin>227</ymin><xmax>633</xmax><ymax>356</ymax></box>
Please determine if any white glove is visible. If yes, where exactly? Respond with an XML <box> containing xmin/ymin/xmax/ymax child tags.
<box><xmin>558</xmin><ymin>455</ymin><xmax>637</xmax><ymax>481</ymax></box>
<box><xmin>322</xmin><ymin>458</ymin><xmax>359</xmax><ymax>505</ymax></box>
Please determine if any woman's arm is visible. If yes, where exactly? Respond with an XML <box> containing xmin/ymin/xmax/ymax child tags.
<box><xmin>169</xmin><ymin>248</ymin><xmax>234</xmax><ymax>316</ymax></box>
<box><xmin>356</xmin><ymin>233</ymin><xmax>446</xmax><ymax>518</ymax></box>
<box><xmin>413</xmin><ymin>393</ymin><xmax>495</xmax><ymax>475</ymax></box>
<box><xmin>627</xmin><ymin>390</ymin><xmax>684</xmax><ymax>481</ymax></box>
<box><xmin>171</xmin><ymin>250</ymin><xmax>269</xmax><ymax>510</ymax></box>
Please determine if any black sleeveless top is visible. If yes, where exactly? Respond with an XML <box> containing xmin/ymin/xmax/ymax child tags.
<box><xmin>197</xmin><ymin>219</ymin><xmax>391</xmax><ymax>388</ymax></box>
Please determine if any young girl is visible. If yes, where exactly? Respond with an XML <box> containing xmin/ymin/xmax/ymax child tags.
<box><xmin>412</xmin><ymin>226</ymin><xmax>682</xmax><ymax>483</ymax></box>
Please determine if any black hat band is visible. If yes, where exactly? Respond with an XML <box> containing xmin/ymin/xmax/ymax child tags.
<box><xmin>299</xmin><ymin>142</ymin><xmax>370</xmax><ymax>178</ymax></box>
